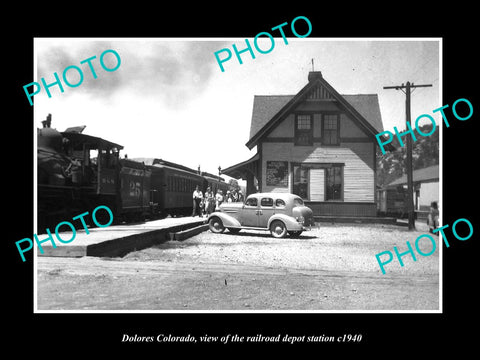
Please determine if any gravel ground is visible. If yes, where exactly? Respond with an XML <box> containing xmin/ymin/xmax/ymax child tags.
<box><xmin>36</xmin><ymin>221</ymin><xmax>440</xmax><ymax>311</ymax></box>
<box><xmin>123</xmin><ymin>221</ymin><xmax>440</xmax><ymax>276</ymax></box>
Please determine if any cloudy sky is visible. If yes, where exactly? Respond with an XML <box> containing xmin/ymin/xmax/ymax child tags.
<box><xmin>33</xmin><ymin>38</ymin><xmax>440</xmax><ymax>177</ymax></box>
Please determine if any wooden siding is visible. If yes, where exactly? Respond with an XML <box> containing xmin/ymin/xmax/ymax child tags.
<box><xmin>261</xmin><ymin>142</ymin><xmax>374</xmax><ymax>202</ymax></box>
<box><xmin>342</xmin><ymin>142</ymin><xmax>374</xmax><ymax>202</ymax></box>
<box><xmin>268</xmin><ymin>114</ymin><xmax>294</xmax><ymax>137</ymax></box>
<box><xmin>340</xmin><ymin>113</ymin><xmax>368</xmax><ymax>138</ymax></box>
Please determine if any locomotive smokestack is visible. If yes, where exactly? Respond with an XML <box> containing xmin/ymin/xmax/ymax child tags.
<box><xmin>42</xmin><ymin>113</ymin><xmax>52</xmax><ymax>128</ymax></box>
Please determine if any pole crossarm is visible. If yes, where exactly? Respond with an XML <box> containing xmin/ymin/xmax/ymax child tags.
<box><xmin>383</xmin><ymin>84</ymin><xmax>432</xmax><ymax>89</ymax></box>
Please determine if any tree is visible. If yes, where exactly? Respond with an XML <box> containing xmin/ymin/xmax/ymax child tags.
<box><xmin>376</xmin><ymin>123</ymin><xmax>439</xmax><ymax>187</ymax></box>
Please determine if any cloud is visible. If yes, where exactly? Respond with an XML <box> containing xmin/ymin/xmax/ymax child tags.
<box><xmin>36</xmin><ymin>39</ymin><xmax>229</xmax><ymax>109</ymax></box>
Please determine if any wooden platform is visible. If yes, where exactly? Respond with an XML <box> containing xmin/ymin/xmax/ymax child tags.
<box><xmin>36</xmin><ymin>217</ymin><xmax>208</xmax><ymax>258</ymax></box>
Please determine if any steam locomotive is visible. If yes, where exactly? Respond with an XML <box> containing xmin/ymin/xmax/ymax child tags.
<box><xmin>37</xmin><ymin>115</ymin><xmax>229</xmax><ymax>230</ymax></box>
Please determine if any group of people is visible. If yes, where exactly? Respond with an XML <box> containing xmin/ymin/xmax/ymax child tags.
<box><xmin>192</xmin><ymin>185</ymin><xmax>244</xmax><ymax>217</ymax></box>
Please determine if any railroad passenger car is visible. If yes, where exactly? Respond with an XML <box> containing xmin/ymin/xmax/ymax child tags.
<box><xmin>202</xmin><ymin>173</ymin><xmax>230</xmax><ymax>195</ymax></box>
<box><xmin>136</xmin><ymin>158</ymin><xmax>205</xmax><ymax>217</ymax></box>
<box><xmin>135</xmin><ymin>158</ymin><xmax>231</xmax><ymax>217</ymax></box>
<box><xmin>118</xmin><ymin>158</ymin><xmax>152</xmax><ymax>221</ymax></box>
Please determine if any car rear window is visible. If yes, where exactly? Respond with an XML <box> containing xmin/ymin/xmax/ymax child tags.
<box><xmin>261</xmin><ymin>198</ymin><xmax>274</xmax><ymax>207</ymax></box>
<box><xmin>275</xmin><ymin>199</ymin><xmax>286</xmax><ymax>207</ymax></box>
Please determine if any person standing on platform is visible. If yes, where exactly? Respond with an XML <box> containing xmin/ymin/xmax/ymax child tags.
<box><xmin>192</xmin><ymin>185</ymin><xmax>203</xmax><ymax>217</ymax></box>
<box><xmin>215</xmin><ymin>189</ymin><xmax>224</xmax><ymax>210</ymax></box>
<box><xmin>204</xmin><ymin>186</ymin><xmax>215</xmax><ymax>215</ymax></box>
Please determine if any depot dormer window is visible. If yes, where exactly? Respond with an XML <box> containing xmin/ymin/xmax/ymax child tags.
<box><xmin>294</xmin><ymin>114</ymin><xmax>313</xmax><ymax>146</ymax></box>
<box><xmin>322</xmin><ymin>114</ymin><xmax>340</xmax><ymax>145</ymax></box>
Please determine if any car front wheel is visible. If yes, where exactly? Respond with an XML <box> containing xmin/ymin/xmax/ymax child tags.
<box><xmin>270</xmin><ymin>220</ymin><xmax>287</xmax><ymax>238</ymax></box>
<box><xmin>209</xmin><ymin>216</ymin><xmax>225</xmax><ymax>233</ymax></box>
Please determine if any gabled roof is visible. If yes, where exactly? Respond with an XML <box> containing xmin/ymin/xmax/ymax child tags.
<box><xmin>249</xmin><ymin>95</ymin><xmax>293</xmax><ymax>141</ymax></box>
<box><xmin>246</xmin><ymin>72</ymin><xmax>385</xmax><ymax>150</ymax></box>
<box><xmin>387</xmin><ymin>164</ymin><xmax>439</xmax><ymax>187</ymax></box>
<box><xmin>342</xmin><ymin>94</ymin><xmax>384</xmax><ymax>134</ymax></box>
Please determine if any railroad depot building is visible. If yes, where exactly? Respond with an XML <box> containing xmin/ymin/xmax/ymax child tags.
<box><xmin>223</xmin><ymin>71</ymin><xmax>387</xmax><ymax>218</ymax></box>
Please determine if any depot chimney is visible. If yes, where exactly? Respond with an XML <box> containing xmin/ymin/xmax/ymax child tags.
<box><xmin>308</xmin><ymin>71</ymin><xmax>322</xmax><ymax>82</ymax></box>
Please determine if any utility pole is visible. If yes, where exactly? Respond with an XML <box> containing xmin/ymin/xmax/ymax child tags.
<box><xmin>383</xmin><ymin>81</ymin><xmax>432</xmax><ymax>230</ymax></box>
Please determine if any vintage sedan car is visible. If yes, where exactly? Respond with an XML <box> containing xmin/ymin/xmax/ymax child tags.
<box><xmin>207</xmin><ymin>192</ymin><xmax>315</xmax><ymax>238</ymax></box>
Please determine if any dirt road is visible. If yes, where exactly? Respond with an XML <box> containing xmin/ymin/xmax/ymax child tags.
<box><xmin>36</xmin><ymin>222</ymin><xmax>440</xmax><ymax>311</ymax></box>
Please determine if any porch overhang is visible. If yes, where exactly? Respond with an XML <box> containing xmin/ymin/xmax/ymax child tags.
<box><xmin>222</xmin><ymin>153</ymin><xmax>259</xmax><ymax>180</ymax></box>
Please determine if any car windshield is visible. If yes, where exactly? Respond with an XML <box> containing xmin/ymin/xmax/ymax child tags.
<box><xmin>293</xmin><ymin>197</ymin><xmax>304</xmax><ymax>206</ymax></box>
